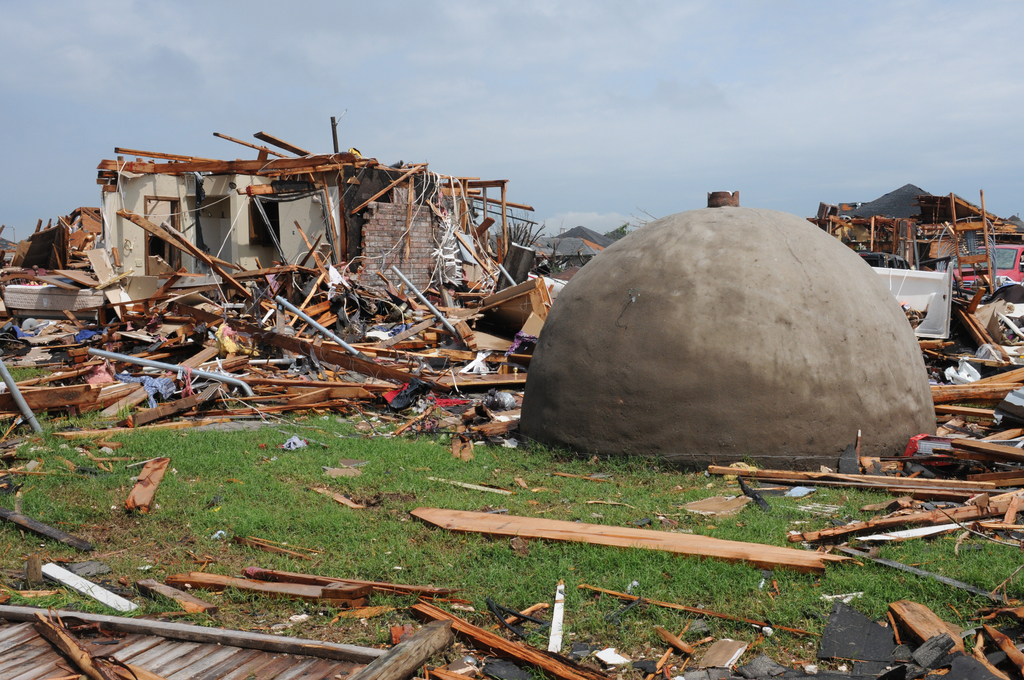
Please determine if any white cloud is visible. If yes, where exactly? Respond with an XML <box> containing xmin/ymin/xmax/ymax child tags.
<box><xmin>2</xmin><ymin>1</ymin><xmax>1024</xmax><ymax>225</ymax></box>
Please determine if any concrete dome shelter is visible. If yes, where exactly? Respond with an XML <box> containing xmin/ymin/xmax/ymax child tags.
<box><xmin>520</xmin><ymin>198</ymin><xmax>935</xmax><ymax>470</ymax></box>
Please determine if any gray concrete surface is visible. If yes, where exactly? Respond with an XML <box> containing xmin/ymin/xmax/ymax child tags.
<box><xmin>520</xmin><ymin>207</ymin><xmax>935</xmax><ymax>470</ymax></box>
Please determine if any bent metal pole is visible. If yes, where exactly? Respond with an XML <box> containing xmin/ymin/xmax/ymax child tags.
<box><xmin>86</xmin><ymin>348</ymin><xmax>254</xmax><ymax>397</ymax></box>
<box><xmin>389</xmin><ymin>266</ymin><xmax>462</xmax><ymax>340</ymax></box>
<box><xmin>0</xmin><ymin>358</ymin><xmax>42</xmax><ymax>433</ymax></box>
<box><xmin>272</xmin><ymin>295</ymin><xmax>369</xmax><ymax>361</ymax></box>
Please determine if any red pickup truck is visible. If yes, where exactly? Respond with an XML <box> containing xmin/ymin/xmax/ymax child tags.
<box><xmin>958</xmin><ymin>244</ymin><xmax>1024</xmax><ymax>287</ymax></box>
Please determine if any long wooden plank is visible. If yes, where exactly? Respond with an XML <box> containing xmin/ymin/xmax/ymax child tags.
<box><xmin>934</xmin><ymin>405</ymin><xmax>995</xmax><ymax>417</ymax></box>
<box><xmin>129</xmin><ymin>385</ymin><xmax>217</xmax><ymax>428</ymax></box>
<box><xmin>100</xmin><ymin>385</ymin><xmax>150</xmax><ymax>417</ymax></box>
<box><xmin>790</xmin><ymin>491</ymin><xmax>1019</xmax><ymax>542</ymax></box>
<box><xmin>0</xmin><ymin>507</ymin><xmax>93</xmax><ymax>551</ymax></box>
<box><xmin>376</xmin><ymin>318</ymin><xmax>436</xmax><ymax>348</ymax></box>
<box><xmin>124</xmin><ymin>457</ymin><xmax>170</xmax><ymax>513</ymax></box>
<box><xmin>952</xmin><ymin>439</ymin><xmax>1024</xmax><ymax>463</ymax></box>
<box><xmin>931</xmin><ymin>384</ymin><xmax>1020</xmax><ymax>404</ymax></box>
<box><xmin>240</xmin><ymin>568</ymin><xmax>456</xmax><ymax>598</ymax></box>
<box><xmin>0</xmin><ymin>605</ymin><xmax>382</xmax><ymax>663</ymax></box>
<box><xmin>411</xmin><ymin>602</ymin><xmax>606</xmax><ymax>680</ymax></box>
<box><xmin>411</xmin><ymin>508</ymin><xmax>846</xmax><ymax>573</ymax></box>
<box><xmin>706</xmin><ymin>466</ymin><xmax>995</xmax><ymax>490</ymax></box>
<box><xmin>0</xmin><ymin>384</ymin><xmax>102</xmax><ymax>412</ymax></box>
<box><xmin>164</xmin><ymin>572</ymin><xmax>370</xmax><ymax>604</ymax></box>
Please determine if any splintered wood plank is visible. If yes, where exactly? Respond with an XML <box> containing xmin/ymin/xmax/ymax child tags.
<box><xmin>101</xmin><ymin>385</ymin><xmax>150</xmax><ymax>417</ymax></box>
<box><xmin>411</xmin><ymin>508</ymin><xmax>846</xmax><ymax>573</ymax></box>
<box><xmin>164</xmin><ymin>573</ymin><xmax>368</xmax><ymax>605</ymax></box>
<box><xmin>136</xmin><ymin>579</ymin><xmax>218</xmax><ymax>614</ymax></box>
<box><xmin>411</xmin><ymin>602</ymin><xmax>605</xmax><ymax>680</ymax></box>
<box><xmin>952</xmin><ymin>439</ymin><xmax>1024</xmax><ymax>463</ymax></box>
<box><xmin>889</xmin><ymin>600</ymin><xmax>963</xmax><ymax>651</ymax></box>
<box><xmin>348</xmin><ymin>621</ymin><xmax>452</xmax><ymax>680</ymax></box>
<box><xmin>125</xmin><ymin>457</ymin><xmax>170</xmax><ymax>513</ymax></box>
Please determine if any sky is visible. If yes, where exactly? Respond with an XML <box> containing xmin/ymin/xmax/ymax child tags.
<box><xmin>1</xmin><ymin>1</ymin><xmax>1022</xmax><ymax>240</ymax></box>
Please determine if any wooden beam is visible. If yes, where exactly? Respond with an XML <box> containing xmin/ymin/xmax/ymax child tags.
<box><xmin>128</xmin><ymin>385</ymin><xmax>217</xmax><ymax>428</ymax></box>
<box><xmin>348</xmin><ymin>621</ymin><xmax>453</xmax><ymax>680</ymax></box>
<box><xmin>350</xmin><ymin>166</ymin><xmax>422</xmax><ymax>215</ymax></box>
<box><xmin>33</xmin><ymin>611</ymin><xmax>121</xmax><ymax>680</ymax></box>
<box><xmin>117</xmin><ymin>210</ymin><xmax>251</xmax><ymax>299</ymax></box>
<box><xmin>254</xmin><ymin>131</ymin><xmax>310</xmax><ymax>156</ymax></box>
<box><xmin>240</xmin><ymin>567</ymin><xmax>456</xmax><ymax>598</ymax></box>
<box><xmin>0</xmin><ymin>604</ymin><xmax>384</xmax><ymax>663</ymax></box>
<box><xmin>790</xmin><ymin>491</ymin><xmax>1017</xmax><ymax>543</ymax></box>
<box><xmin>411</xmin><ymin>507</ymin><xmax>846</xmax><ymax>573</ymax></box>
<box><xmin>164</xmin><ymin>572</ymin><xmax>370</xmax><ymax>605</ymax></box>
<box><xmin>411</xmin><ymin>602</ymin><xmax>607</xmax><ymax>680</ymax></box>
<box><xmin>952</xmin><ymin>439</ymin><xmax>1024</xmax><ymax>463</ymax></box>
<box><xmin>213</xmin><ymin>132</ymin><xmax>286</xmax><ymax>158</ymax></box>
<box><xmin>0</xmin><ymin>506</ymin><xmax>93</xmax><ymax>551</ymax></box>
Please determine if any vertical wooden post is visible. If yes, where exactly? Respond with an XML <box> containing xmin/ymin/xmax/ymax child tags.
<box><xmin>500</xmin><ymin>182</ymin><xmax>508</xmax><ymax>265</ymax></box>
<box><xmin>869</xmin><ymin>216</ymin><xmax>875</xmax><ymax>252</ymax></box>
<box><xmin>981</xmin><ymin>189</ymin><xmax>994</xmax><ymax>293</ymax></box>
<box><xmin>25</xmin><ymin>554</ymin><xmax>43</xmax><ymax>587</ymax></box>
<box><xmin>482</xmin><ymin>186</ymin><xmax>488</xmax><ymax>256</ymax></box>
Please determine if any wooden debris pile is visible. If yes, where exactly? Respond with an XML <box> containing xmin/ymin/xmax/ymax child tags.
<box><xmin>0</xmin><ymin>132</ymin><xmax>561</xmax><ymax>444</ymax></box>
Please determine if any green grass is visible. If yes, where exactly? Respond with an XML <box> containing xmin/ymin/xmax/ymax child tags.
<box><xmin>1</xmin><ymin>414</ymin><xmax>1022</xmax><ymax>670</ymax></box>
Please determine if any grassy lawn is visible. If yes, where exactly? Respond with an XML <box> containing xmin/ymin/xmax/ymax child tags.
<box><xmin>1</xmin><ymin>414</ymin><xmax>1021</xmax><ymax>671</ymax></box>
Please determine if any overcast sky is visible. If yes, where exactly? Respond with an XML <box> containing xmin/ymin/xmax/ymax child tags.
<box><xmin>1</xmin><ymin>1</ymin><xmax>1022</xmax><ymax>238</ymax></box>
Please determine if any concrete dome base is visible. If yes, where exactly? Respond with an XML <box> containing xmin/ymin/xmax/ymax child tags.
<box><xmin>520</xmin><ymin>207</ymin><xmax>935</xmax><ymax>470</ymax></box>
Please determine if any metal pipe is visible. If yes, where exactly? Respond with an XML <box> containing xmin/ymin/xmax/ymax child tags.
<box><xmin>496</xmin><ymin>263</ymin><xmax>517</xmax><ymax>288</ymax></box>
<box><xmin>87</xmin><ymin>348</ymin><xmax>254</xmax><ymax>397</ymax></box>
<box><xmin>273</xmin><ymin>295</ymin><xmax>369</xmax><ymax>360</ymax></box>
<box><xmin>389</xmin><ymin>266</ymin><xmax>461</xmax><ymax>339</ymax></box>
<box><xmin>0</xmin><ymin>359</ymin><xmax>42</xmax><ymax>433</ymax></box>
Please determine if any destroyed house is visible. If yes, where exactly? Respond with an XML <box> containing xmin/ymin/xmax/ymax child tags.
<box><xmin>95</xmin><ymin>135</ymin><xmax>532</xmax><ymax>294</ymax></box>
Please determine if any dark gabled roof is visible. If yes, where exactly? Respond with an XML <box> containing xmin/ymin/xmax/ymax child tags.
<box><xmin>839</xmin><ymin>184</ymin><xmax>931</xmax><ymax>219</ymax></box>
<box><xmin>558</xmin><ymin>226</ymin><xmax>615</xmax><ymax>248</ymax></box>
<box><xmin>536</xmin><ymin>236</ymin><xmax>603</xmax><ymax>258</ymax></box>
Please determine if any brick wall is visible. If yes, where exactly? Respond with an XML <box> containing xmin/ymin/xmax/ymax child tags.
<box><xmin>355</xmin><ymin>201</ymin><xmax>438</xmax><ymax>291</ymax></box>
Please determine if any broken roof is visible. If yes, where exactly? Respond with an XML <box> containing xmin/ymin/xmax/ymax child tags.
<box><xmin>839</xmin><ymin>183</ymin><xmax>931</xmax><ymax>219</ymax></box>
